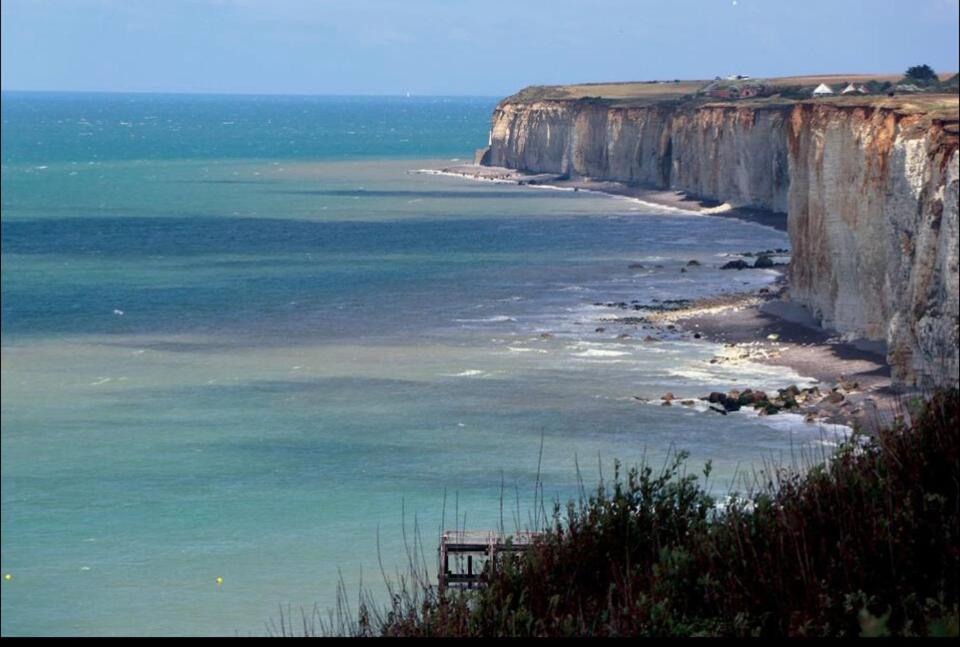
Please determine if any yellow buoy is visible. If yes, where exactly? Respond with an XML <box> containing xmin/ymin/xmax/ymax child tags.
<box><xmin>3</xmin><ymin>574</ymin><xmax>12</xmax><ymax>581</ymax></box>
<box><xmin>215</xmin><ymin>576</ymin><xmax>223</xmax><ymax>585</ymax></box>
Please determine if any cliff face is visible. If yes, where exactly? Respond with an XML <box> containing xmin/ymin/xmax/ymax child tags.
<box><xmin>787</xmin><ymin>106</ymin><xmax>959</xmax><ymax>387</ymax></box>
<box><xmin>487</xmin><ymin>97</ymin><xmax>960</xmax><ymax>388</ymax></box>
<box><xmin>488</xmin><ymin>101</ymin><xmax>791</xmax><ymax>212</ymax></box>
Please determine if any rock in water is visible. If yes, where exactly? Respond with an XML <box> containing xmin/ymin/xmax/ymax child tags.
<box><xmin>720</xmin><ymin>259</ymin><xmax>750</xmax><ymax>270</ymax></box>
<box><xmin>753</xmin><ymin>255</ymin><xmax>774</xmax><ymax>268</ymax></box>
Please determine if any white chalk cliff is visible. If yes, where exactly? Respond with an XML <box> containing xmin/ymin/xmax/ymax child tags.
<box><xmin>483</xmin><ymin>94</ymin><xmax>959</xmax><ymax>388</ymax></box>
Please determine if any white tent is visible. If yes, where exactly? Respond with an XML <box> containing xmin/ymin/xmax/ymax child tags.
<box><xmin>812</xmin><ymin>83</ymin><xmax>834</xmax><ymax>96</ymax></box>
<box><xmin>841</xmin><ymin>83</ymin><xmax>858</xmax><ymax>94</ymax></box>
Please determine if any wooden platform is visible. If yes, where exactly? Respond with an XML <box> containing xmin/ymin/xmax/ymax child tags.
<box><xmin>438</xmin><ymin>530</ymin><xmax>541</xmax><ymax>592</ymax></box>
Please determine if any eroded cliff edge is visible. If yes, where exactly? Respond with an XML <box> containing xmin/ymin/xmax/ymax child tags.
<box><xmin>483</xmin><ymin>93</ymin><xmax>959</xmax><ymax>388</ymax></box>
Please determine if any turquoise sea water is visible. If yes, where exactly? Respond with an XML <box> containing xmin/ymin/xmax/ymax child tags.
<box><xmin>2</xmin><ymin>93</ymin><xmax>840</xmax><ymax>636</ymax></box>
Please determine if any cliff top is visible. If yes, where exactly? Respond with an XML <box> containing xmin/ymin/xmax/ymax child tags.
<box><xmin>502</xmin><ymin>73</ymin><xmax>959</xmax><ymax>123</ymax></box>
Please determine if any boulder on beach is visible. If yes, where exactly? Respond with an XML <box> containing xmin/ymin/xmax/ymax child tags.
<box><xmin>706</xmin><ymin>391</ymin><xmax>741</xmax><ymax>412</ymax></box>
<box><xmin>822</xmin><ymin>391</ymin><xmax>845</xmax><ymax>404</ymax></box>
<box><xmin>753</xmin><ymin>255</ymin><xmax>775</xmax><ymax>268</ymax></box>
<box><xmin>737</xmin><ymin>389</ymin><xmax>766</xmax><ymax>405</ymax></box>
<box><xmin>720</xmin><ymin>259</ymin><xmax>750</xmax><ymax>270</ymax></box>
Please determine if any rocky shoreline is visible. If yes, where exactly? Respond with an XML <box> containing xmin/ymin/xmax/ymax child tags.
<box><xmin>643</xmin><ymin>284</ymin><xmax>900</xmax><ymax>433</ymax></box>
<box><xmin>429</xmin><ymin>163</ymin><xmax>904</xmax><ymax>433</ymax></box>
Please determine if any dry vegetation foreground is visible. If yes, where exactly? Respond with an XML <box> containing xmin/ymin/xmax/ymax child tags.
<box><xmin>299</xmin><ymin>389</ymin><xmax>959</xmax><ymax>638</ymax></box>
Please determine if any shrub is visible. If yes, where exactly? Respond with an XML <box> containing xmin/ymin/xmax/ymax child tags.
<box><xmin>905</xmin><ymin>64</ymin><xmax>938</xmax><ymax>83</ymax></box>
<box><xmin>310</xmin><ymin>389</ymin><xmax>960</xmax><ymax>637</ymax></box>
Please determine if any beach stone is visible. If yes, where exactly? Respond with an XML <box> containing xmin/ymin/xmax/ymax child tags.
<box><xmin>720</xmin><ymin>259</ymin><xmax>750</xmax><ymax>270</ymax></box>
<box><xmin>707</xmin><ymin>391</ymin><xmax>740</xmax><ymax>412</ymax></box>
<box><xmin>662</xmin><ymin>392</ymin><xmax>676</xmax><ymax>402</ymax></box>
<box><xmin>758</xmin><ymin>403</ymin><xmax>780</xmax><ymax>416</ymax></box>
<box><xmin>628</xmin><ymin>263</ymin><xmax>645</xmax><ymax>269</ymax></box>
<box><xmin>686</xmin><ymin>259</ymin><xmax>701</xmax><ymax>266</ymax></box>
<box><xmin>779</xmin><ymin>385</ymin><xmax>801</xmax><ymax>400</ymax></box>
<box><xmin>739</xmin><ymin>389</ymin><xmax>768</xmax><ymax>405</ymax></box>
<box><xmin>724</xmin><ymin>399</ymin><xmax>741</xmax><ymax>412</ymax></box>
<box><xmin>753</xmin><ymin>255</ymin><xmax>774</xmax><ymax>268</ymax></box>
<box><xmin>680</xmin><ymin>400</ymin><xmax>696</xmax><ymax>406</ymax></box>
<box><xmin>823</xmin><ymin>391</ymin><xmax>845</xmax><ymax>404</ymax></box>
<box><xmin>693</xmin><ymin>332</ymin><xmax>702</xmax><ymax>339</ymax></box>
<box><xmin>594</xmin><ymin>327</ymin><xmax>606</xmax><ymax>333</ymax></box>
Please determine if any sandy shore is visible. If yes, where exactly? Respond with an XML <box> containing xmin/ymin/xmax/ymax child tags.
<box><xmin>435</xmin><ymin>164</ymin><xmax>789</xmax><ymax>232</ymax></box>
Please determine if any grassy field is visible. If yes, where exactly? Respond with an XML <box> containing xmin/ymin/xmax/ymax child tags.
<box><xmin>502</xmin><ymin>73</ymin><xmax>959</xmax><ymax>122</ymax></box>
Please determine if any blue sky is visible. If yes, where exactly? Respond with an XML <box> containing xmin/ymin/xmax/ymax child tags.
<box><xmin>2</xmin><ymin>0</ymin><xmax>958</xmax><ymax>95</ymax></box>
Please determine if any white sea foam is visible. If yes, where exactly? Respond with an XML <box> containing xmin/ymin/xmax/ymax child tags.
<box><xmin>572</xmin><ymin>348</ymin><xmax>631</xmax><ymax>358</ymax></box>
<box><xmin>454</xmin><ymin>315</ymin><xmax>516</xmax><ymax>323</ymax></box>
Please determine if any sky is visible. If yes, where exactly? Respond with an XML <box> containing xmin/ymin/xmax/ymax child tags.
<box><xmin>2</xmin><ymin>0</ymin><xmax>958</xmax><ymax>96</ymax></box>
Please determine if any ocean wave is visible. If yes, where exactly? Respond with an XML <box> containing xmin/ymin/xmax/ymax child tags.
<box><xmin>572</xmin><ymin>348</ymin><xmax>631</xmax><ymax>358</ymax></box>
<box><xmin>445</xmin><ymin>369</ymin><xmax>487</xmax><ymax>377</ymax></box>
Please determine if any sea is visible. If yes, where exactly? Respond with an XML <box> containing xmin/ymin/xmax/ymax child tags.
<box><xmin>1</xmin><ymin>92</ymin><xmax>843</xmax><ymax>636</ymax></box>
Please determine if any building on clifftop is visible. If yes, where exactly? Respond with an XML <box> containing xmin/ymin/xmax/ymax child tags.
<box><xmin>812</xmin><ymin>83</ymin><xmax>835</xmax><ymax>96</ymax></box>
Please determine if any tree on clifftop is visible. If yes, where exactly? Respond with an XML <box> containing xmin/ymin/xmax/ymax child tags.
<box><xmin>905</xmin><ymin>64</ymin><xmax>938</xmax><ymax>84</ymax></box>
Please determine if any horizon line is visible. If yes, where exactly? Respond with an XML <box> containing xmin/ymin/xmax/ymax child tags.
<box><xmin>0</xmin><ymin>88</ymin><xmax>505</xmax><ymax>99</ymax></box>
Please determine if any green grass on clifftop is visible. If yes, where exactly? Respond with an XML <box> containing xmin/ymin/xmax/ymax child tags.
<box><xmin>500</xmin><ymin>74</ymin><xmax>960</xmax><ymax>124</ymax></box>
